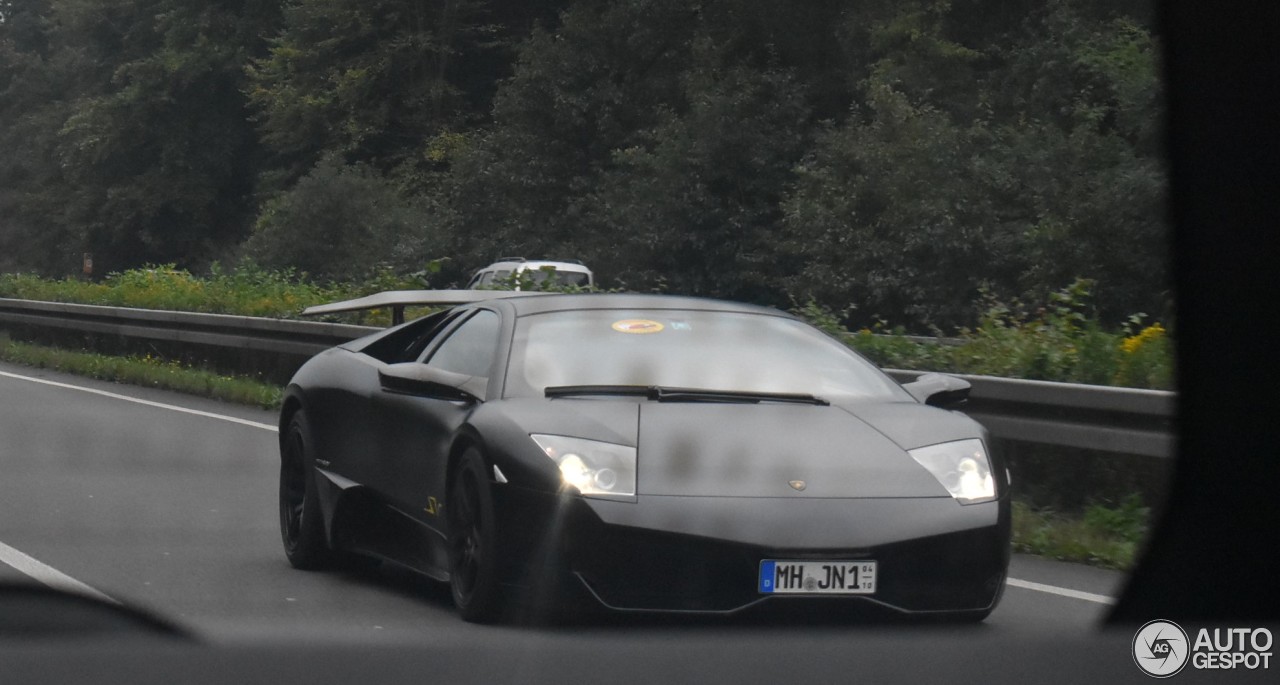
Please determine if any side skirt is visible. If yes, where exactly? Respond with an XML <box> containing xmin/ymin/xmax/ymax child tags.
<box><xmin>315</xmin><ymin>468</ymin><xmax>451</xmax><ymax>581</ymax></box>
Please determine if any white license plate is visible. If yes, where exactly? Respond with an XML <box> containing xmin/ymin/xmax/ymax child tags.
<box><xmin>758</xmin><ymin>560</ymin><xmax>877</xmax><ymax>594</ymax></box>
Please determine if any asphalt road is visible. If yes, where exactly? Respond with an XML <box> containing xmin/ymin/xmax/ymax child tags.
<box><xmin>1</xmin><ymin>360</ymin><xmax>1250</xmax><ymax>683</ymax></box>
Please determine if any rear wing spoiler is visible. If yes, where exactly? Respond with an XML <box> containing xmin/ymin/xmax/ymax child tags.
<box><xmin>301</xmin><ymin>289</ymin><xmax>553</xmax><ymax>325</ymax></box>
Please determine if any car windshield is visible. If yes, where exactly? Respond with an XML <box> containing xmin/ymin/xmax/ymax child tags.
<box><xmin>504</xmin><ymin>309</ymin><xmax>910</xmax><ymax>401</ymax></box>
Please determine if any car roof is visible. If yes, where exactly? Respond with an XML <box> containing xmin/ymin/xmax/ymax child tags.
<box><xmin>480</xmin><ymin>259</ymin><xmax>591</xmax><ymax>273</ymax></box>
<box><xmin>493</xmin><ymin>292</ymin><xmax>792</xmax><ymax>318</ymax></box>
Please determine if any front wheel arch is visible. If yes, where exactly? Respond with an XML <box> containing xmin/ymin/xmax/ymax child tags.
<box><xmin>277</xmin><ymin>393</ymin><xmax>304</xmax><ymax>454</ymax></box>
<box><xmin>445</xmin><ymin>429</ymin><xmax>491</xmax><ymax>499</ymax></box>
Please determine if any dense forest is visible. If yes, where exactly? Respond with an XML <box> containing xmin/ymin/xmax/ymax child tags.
<box><xmin>0</xmin><ymin>0</ymin><xmax>1167</xmax><ymax>332</ymax></box>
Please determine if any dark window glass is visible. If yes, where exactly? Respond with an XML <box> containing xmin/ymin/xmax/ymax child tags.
<box><xmin>555</xmin><ymin>271</ymin><xmax>590</xmax><ymax>286</ymax></box>
<box><xmin>361</xmin><ymin>310</ymin><xmax>459</xmax><ymax>364</ymax></box>
<box><xmin>426</xmin><ymin>310</ymin><xmax>501</xmax><ymax>378</ymax></box>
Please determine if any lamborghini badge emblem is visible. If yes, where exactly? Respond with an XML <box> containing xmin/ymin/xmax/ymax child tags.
<box><xmin>789</xmin><ymin>480</ymin><xmax>807</xmax><ymax>491</ymax></box>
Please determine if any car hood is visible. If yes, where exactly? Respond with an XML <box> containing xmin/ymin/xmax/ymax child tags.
<box><xmin>636</xmin><ymin>402</ymin><xmax>957</xmax><ymax>498</ymax></box>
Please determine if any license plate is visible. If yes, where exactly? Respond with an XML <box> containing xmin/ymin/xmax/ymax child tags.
<box><xmin>758</xmin><ymin>560</ymin><xmax>877</xmax><ymax>594</ymax></box>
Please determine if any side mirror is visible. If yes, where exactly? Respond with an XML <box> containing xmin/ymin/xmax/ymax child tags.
<box><xmin>378</xmin><ymin>363</ymin><xmax>485</xmax><ymax>402</ymax></box>
<box><xmin>902</xmin><ymin>372</ymin><xmax>971</xmax><ymax>408</ymax></box>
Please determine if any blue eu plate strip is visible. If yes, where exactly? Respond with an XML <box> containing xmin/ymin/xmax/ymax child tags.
<box><xmin>759</xmin><ymin>560</ymin><xmax>776</xmax><ymax>593</ymax></box>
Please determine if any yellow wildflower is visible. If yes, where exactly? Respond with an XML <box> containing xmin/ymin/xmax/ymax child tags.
<box><xmin>1122</xmin><ymin>323</ymin><xmax>1166</xmax><ymax>354</ymax></box>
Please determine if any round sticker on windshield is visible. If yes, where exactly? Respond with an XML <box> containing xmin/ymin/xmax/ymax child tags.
<box><xmin>612</xmin><ymin>319</ymin><xmax>665</xmax><ymax>334</ymax></box>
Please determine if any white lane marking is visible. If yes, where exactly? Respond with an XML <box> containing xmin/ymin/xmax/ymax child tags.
<box><xmin>2</xmin><ymin>370</ymin><xmax>1120</xmax><ymax>608</ymax></box>
<box><xmin>0</xmin><ymin>370</ymin><xmax>278</xmax><ymax>432</ymax></box>
<box><xmin>1006</xmin><ymin>577</ymin><xmax>1115</xmax><ymax>605</ymax></box>
<box><xmin>0</xmin><ymin>540</ymin><xmax>118</xmax><ymax>604</ymax></box>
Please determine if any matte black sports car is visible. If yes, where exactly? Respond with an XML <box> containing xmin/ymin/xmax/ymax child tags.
<box><xmin>278</xmin><ymin>292</ymin><xmax>1011</xmax><ymax>622</ymax></box>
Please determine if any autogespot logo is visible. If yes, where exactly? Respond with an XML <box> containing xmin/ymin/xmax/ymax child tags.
<box><xmin>1134</xmin><ymin>619</ymin><xmax>1191</xmax><ymax>678</ymax></box>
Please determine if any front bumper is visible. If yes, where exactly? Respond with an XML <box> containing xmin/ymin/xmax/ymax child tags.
<box><xmin>494</xmin><ymin>488</ymin><xmax>1011</xmax><ymax>615</ymax></box>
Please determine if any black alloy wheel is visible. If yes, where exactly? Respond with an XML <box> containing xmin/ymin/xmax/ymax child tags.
<box><xmin>448</xmin><ymin>448</ymin><xmax>503</xmax><ymax>622</ymax></box>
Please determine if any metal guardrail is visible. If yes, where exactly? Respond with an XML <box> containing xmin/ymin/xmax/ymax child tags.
<box><xmin>0</xmin><ymin>297</ymin><xmax>1174</xmax><ymax>457</ymax></box>
<box><xmin>884</xmin><ymin>370</ymin><xmax>1173</xmax><ymax>458</ymax></box>
<box><xmin>875</xmin><ymin>334</ymin><xmax>965</xmax><ymax>347</ymax></box>
<box><xmin>0</xmin><ymin>297</ymin><xmax>376</xmax><ymax>358</ymax></box>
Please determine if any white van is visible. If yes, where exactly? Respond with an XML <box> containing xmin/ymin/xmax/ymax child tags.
<box><xmin>465</xmin><ymin>258</ymin><xmax>594</xmax><ymax>289</ymax></box>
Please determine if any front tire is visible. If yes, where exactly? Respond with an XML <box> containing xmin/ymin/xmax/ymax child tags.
<box><xmin>448</xmin><ymin>448</ymin><xmax>504</xmax><ymax>622</ymax></box>
<box><xmin>279</xmin><ymin>411</ymin><xmax>336</xmax><ymax>570</ymax></box>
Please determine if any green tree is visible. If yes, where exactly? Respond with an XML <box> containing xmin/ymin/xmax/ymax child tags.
<box><xmin>0</xmin><ymin>0</ymin><xmax>72</xmax><ymax>273</ymax></box>
<box><xmin>247</xmin><ymin>0</ymin><xmax>513</xmax><ymax>190</ymax></box>
<box><xmin>437</xmin><ymin>0</ymin><xmax>828</xmax><ymax>291</ymax></box>
<box><xmin>4</xmin><ymin>0</ymin><xmax>1167</xmax><ymax>329</ymax></box>
<box><xmin>986</xmin><ymin>4</ymin><xmax>1168</xmax><ymax>319</ymax></box>
<box><xmin>781</xmin><ymin>83</ymin><xmax>1018</xmax><ymax>330</ymax></box>
<box><xmin>430</xmin><ymin>1</ymin><xmax>700</xmax><ymax>274</ymax></box>
<box><xmin>245</xmin><ymin>157</ymin><xmax>435</xmax><ymax>282</ymax></box>
<box><xmin>585</xmin><ymin>53</ymin><xmax>811</xmax><ymax>302</ymax></box>
<box><xmin>2</xmin><ymin>0</ymin><xmax>283</xmax><ymax>275</ymax></box>
<box><xmin>61</xmin><ymin>1</ymin><xmax>282</xmax><ymax>269</ymax></box>
<box><xmin>780</xmin><ymin>0</ymin><xmax>1166</xmax><ymax>330</ymax></box>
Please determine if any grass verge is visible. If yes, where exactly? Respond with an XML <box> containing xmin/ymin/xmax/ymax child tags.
<box><xmin>1011</xmin><ymin>497</ymin><xmax>1149</xmax><ymax>571</ymax></box>
<box><xmin>0</xmin><ymin>338</ymin><xmax>282</xmax><ymax>409</ymax></box>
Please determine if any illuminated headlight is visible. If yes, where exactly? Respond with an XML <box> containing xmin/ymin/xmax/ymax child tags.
<box><xmin>530</xmin><ymin>434</ymin><xmax>636</xmax><ymax>499</ymax></box>
<box><xmin>908</xmin><ymin>439</ymin><xmax>996</xmax><ymax>504</ymax></box>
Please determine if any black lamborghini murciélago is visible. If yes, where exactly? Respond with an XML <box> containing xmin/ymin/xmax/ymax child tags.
<box><xmin>278</xmin><ymin>291</ymin><xmax>1011</xmax><ymax>622</ymax></box>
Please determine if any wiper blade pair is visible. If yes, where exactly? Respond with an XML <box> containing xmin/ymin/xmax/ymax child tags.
<box><xmin>544</xmin><ymin>385</ymin><xmax>829</xmax><ymax>406</ymax></box>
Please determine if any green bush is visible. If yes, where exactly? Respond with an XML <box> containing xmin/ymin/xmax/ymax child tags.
<box><xmin>1011</xmin><ymin>495</ymin><xmax>1150</xmax><ymax>570</ymax></box>
<box><xmin>1</xmin><ymin>264</ymin><xmax>340</xmax><ymax>318</ymax></box>
<box><xmin>0</xmin><ymin>262</ymin><xmax>434</xmax><ymax>323</ymax></box>
<box><xmin>845</xmin><ymin>328</ymin><xmax>954</xmax><ymax>371</ymax></box>
<box><xmin>825</xmin><ymin>280</ymin><xmax>1175</xmax><ymax>390</ymax></box>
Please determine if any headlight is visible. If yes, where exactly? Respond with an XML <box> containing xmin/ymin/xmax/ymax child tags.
<box><xmin>907</xmin><ymin>439</ymin><xmax>996</xmax><ymax>504</ymax></box>
<box><xmin>530</xmin><ymin>434</ymin><xmax>637</xmax><ymax>499</ymax></box>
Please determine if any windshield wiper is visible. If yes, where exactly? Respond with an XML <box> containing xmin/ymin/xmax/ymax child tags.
<box><xmin>651</xmin><ymin>387</ymin><xmax>830</xmax><ymax>406</ymax></box>
<box><xmin>544</xmin><ymin>385</ymin><xmax>829</xmax><ymax>406</ymax></box>
<box><xmin>544</xmin><ymin>385</ymin><xmax>653</xmax><ymax>399</ymax></box>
